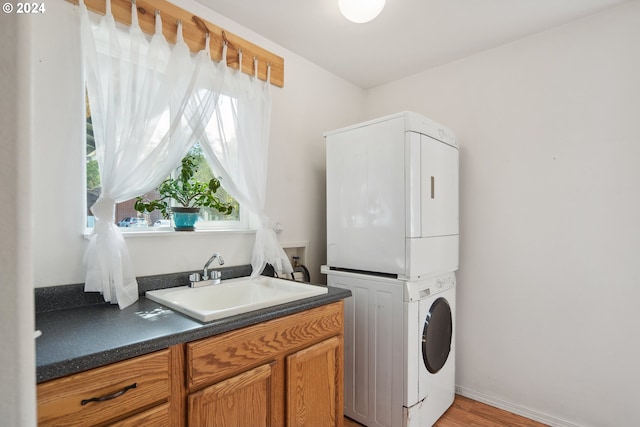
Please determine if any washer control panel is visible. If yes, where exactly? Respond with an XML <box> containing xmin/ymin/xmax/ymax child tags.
<box><xmin>405</xmin><ymin>272</ymin><xmax>456</xmax><ymax>302</ymax></box>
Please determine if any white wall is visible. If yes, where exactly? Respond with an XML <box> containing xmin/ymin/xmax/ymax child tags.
<box><xmin>31</xmin><ymin>0</ymin><xmax>365</xmax><ymax>289</ymax></box>
<box><xmin>366</xmin><ymin>3</ymin><xmax>640</xmax><ymax>426</ymax></box>
<box><xmin>0</xmin><ymin>13</ymin><xmax>36</xmax><ymax>427</ymax></box>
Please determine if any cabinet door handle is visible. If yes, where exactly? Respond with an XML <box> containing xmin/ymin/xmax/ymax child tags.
<box><xmin>80</xmin><ymin>383</ymin><xmax>137</xmax><ymax>405</ymax></box>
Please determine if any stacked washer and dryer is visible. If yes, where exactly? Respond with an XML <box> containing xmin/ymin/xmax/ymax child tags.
<box><xmin>322</xmin><ymin>112</ymin><xmax>459</xmax><ymax>427</ymax></box>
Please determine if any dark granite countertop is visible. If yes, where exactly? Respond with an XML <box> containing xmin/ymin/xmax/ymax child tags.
<box><xmin>36</xmin><ymin>269</ymin><xmax>351</xmax><ymax>384</ymax></box>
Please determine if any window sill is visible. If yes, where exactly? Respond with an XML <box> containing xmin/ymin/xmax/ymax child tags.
<box><xmin>83</xmin><ymin>227</ymin><xmax>257</xmax><ymax>239</ymax></box>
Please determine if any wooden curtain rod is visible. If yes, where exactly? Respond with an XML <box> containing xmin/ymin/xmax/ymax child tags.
<box><xmin>67</xmin><ymin>0</ymin><xmax>285</xmax><ymax>87</ymax></box>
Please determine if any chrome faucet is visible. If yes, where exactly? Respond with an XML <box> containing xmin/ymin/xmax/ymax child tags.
<box><xmin>203</xmin><ymin>252</ymin><xmax>224</xmax><ymax>280</ymax></box>
<box><xmin>189</xmin><ymin>252</ymin><xmax>224</xmax><ymax>288</ymax></box>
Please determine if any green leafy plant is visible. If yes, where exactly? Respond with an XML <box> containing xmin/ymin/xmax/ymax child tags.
<box><xmin>134</xmin><ymin>155</ymin><xmax>234</xmax><ymax>219</ymax></box>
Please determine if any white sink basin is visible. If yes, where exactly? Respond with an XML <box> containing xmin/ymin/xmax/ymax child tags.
<box><xmin>145</xmin><ymin>276</ymin><xmax>328</xmax><ymax>322</ymax></box>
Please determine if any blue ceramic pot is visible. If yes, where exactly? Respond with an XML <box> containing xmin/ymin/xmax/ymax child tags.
<box><xmin>172</xmin><ymin>207</ymin><xmax>200</xmax><ymax>231</ymax></box>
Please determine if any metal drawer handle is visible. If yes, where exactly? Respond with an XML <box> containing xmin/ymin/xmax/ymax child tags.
<box><xmin>80</xmin><ymin>383</ymin><xmax>137</xmax><ymax>405</ymax></box>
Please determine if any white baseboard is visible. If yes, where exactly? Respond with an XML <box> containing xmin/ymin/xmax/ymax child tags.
<box><xmin>455</xmin><ymin>385</ymin><xmax>582</xmax><ymax>427</ymax></box>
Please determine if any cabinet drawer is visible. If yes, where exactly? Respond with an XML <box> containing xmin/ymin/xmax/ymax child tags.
<box><xmin>109</xmin><ymin>402</ymin><xmax>170</xmax><ymax>427</ymax></box>
<box><xmin>37</xmin><ymin>349</ymin><xmax>170</xmax><ymax>426</ymax></box>
<box><xmin>187</xmin><ymin>301</ymin><xmax>344</xmax><ymax>390</ymax></box>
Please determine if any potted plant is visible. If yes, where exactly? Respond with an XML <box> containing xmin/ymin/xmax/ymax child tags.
<box><xmin>134</xmin><ymin>154</ymin><xmax>234</xmax><ymax>231</ymax></box>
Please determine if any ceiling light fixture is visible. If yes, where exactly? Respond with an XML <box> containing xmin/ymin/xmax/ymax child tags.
<box><xmin>338</xmin><ymin>0</ymin><xmax>386</xmax><ymax>24</ymax></box>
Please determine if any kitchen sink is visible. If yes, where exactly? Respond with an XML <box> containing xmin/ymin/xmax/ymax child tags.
<box><xmin>145</xmin><ymin>276</ymin><xmax>328</xmax><ymax>322</ymax></box>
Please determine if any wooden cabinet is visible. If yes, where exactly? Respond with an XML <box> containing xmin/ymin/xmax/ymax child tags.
<box><xmin>37</xmin><ymin>349</ymin><xmax>174</xmax><ymax>426</ymax></box>
<box><xmin>37</xmin><ymin>300</ymin><xmax>344</xmax><ymax>427</ymax></box>
<box><xmin>186</xmin><ymin>301</ymin><xmax>344</xmax><ymax>427</ymax></box>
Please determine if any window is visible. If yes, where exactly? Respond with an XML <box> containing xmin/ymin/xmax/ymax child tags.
<box><xmin>85</xmin><ymin>96</ymin><xmax>246</xmax><ymax>231</ymax></box>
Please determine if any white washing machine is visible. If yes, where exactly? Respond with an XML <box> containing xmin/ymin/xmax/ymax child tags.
<box><xmin>322</xmin><ymin>267</ymin><xmax>456</xmax><ymax>427</ymax></box>
<box><xmin>404</xmin><ymin>272</ymin><xmax>456</xmax><ymax>427</ymax></box>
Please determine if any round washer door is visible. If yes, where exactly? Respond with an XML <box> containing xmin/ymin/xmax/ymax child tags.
<box><xmin>422</xmin><ymin>297</ymin><xmax>452</xmax><ymax>374</ymax></box>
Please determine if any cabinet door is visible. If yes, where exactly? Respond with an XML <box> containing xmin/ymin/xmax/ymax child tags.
<box><xmin>188</xmin><ymin>362</ymin><xmax>277</xmax><ymax>427</ymax></box>
<box><xmin>286</xmin><ymin>336</ymin><xmax>343</xmax><ymax>427</ymax></box>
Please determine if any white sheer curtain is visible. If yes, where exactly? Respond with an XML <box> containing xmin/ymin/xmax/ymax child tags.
<box><xmin>80</xmin><ymin>1</ymin><xmax>211</xmax><ymax>308</ymax></box>
<box><xmin>81</xmin><ymin>1</ymin><xmax>290</xmax><ymax>308</ymax></box>
<box><xmin>197</xmin><ymin>50</ymin><xmax>293</xmax><ymax>278</ymax></box>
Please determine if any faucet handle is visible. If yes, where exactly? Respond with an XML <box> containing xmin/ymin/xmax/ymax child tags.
<box><xmin>189</xmin><ymin>272</ymin><xmax>201</xmax><ymax>282</ymax></box>
<box><xmin>211</xmin><ymin>270</ymin><xmax>221</xmax><ymax>280</ymax></box>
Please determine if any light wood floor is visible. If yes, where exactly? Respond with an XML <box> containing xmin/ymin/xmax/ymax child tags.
<box><xmin>343</xmin><ymin>395</ymin><xmax>548</xmax><ymax>427</ymax></box>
